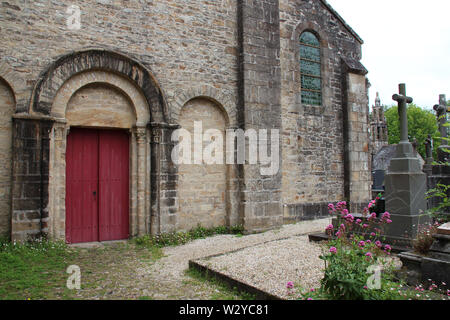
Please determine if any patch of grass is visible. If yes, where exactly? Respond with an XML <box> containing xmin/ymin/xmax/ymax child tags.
<box><xmin>133</xmin><ymin>224</ymin><xmax>245</xmax><ymax>249</ymax></box>
<box><xmin>0</xmin><ymin>238</ymin><xmax>164</xmax><ymax>300</ymax></box>
<box><xmin>185</xmin><ymin>267</ymin><xmax>256</xmax><ymax>300</ymax></box>
<box><xmin>0</xmin><ymin>238</ymin><xmax>77</xmax><ymax>300</ymax></box>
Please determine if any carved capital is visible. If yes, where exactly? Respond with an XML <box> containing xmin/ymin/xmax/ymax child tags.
<box><xmin>53</xmin><ymin>122</ymin><xmax>69</xmax><ymax>140</ymax></box>
<box><xmin>150</xmin><ymin>127</ymin><xmax>161</xmax><ymax>144</ymax></box>
<box><xmin>134</xmin><ymin>126</ymin><xmax>147</xmax><ymax>144</ymax></box>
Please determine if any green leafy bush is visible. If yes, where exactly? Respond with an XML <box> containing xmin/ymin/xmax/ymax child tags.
<box><xmin>133</xmin><ymin>224</ymin><xmax>244</xmax><ymax>248</ymax></box>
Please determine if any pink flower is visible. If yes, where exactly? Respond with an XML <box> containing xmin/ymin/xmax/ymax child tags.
<box><xmin>370</xmin><ymin>232</ymin><xmax>376</xmax><ymax>237</ymax></box>
<box><xmin>286</xmin><ymin>282</ymin><xmax>294</xmax><ymax>289</ymax></box>
<box><xmin>375</xmin><ymin>241</ymin><xmax>382</xmax><ymax>248</ymax></box>
<box><xmin>365</xmin><ymin>252</ymin><xmax>373</xmax><ymax>258</ymax></box>
<box><xmin>362</xmin><ymin>224</ymin><xmax>369</xmax><ymax>229</ymax></box>
<box><xmin>384</xmin><ymin>245</ymin><xmax>391</xmax><ymax>252</ymax></box>
<box><xmin>356</xmin><ymin>219</ymin><xmax>362</xmax><ymax>224</ymax></box>
<box><xmin>358</xmin><ymin>241</ymin><xmax>365</xmax><ymax>248</ymax></box>
<box><xmin>345</xmin><ymin>214</ymin><xmax>355</xmax><ymax>223</ymax></box>
<box><xmin>329</xmin><ymin>247</ymin><xmax>337</xmax><ymax>254</ymax></box>
<box><xmin>326</xmin><ymin>224</ymin><xmax>334</xmax><ymax>231</ymax></box>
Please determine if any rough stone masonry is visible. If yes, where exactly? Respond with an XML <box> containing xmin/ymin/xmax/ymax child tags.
<box><xmin>0</xmin><ymin>0</ymin><xmax>371</xmax><ymax>242</ymax></box>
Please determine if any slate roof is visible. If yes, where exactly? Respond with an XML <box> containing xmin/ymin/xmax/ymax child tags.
<box><xmin>372</xmin><ymin>145</ymin><xmax>424</xmax><ymax>171</ymax></box>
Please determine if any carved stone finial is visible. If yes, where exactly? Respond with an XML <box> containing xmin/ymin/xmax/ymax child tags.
<box><xmin>375</xmin><ymin>92</ymin><xmax>381</xmax><ymax>107</ymax></box>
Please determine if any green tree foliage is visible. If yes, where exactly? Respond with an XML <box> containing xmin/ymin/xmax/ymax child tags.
<box><xmin>384</xmin><ymin>104</ymin><xmax>440</xmax><ymax>159</ymax></box>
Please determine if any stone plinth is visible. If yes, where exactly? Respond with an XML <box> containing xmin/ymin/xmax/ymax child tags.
<box><xmin>384</xmin><ymin>145</ymin><xmax>430</xmax><ymax>247</ymax></box>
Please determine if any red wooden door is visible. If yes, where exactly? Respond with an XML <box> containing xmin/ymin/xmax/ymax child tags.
<box><xmin>98</xmin><ymin>130</ymin><xmax>130</xmax><ymax>241</ymax></box>
<box><xmin>66</xmin><ymin>128</ymin><xmax>129</xmax><ymax>244</ymax></box>
<box><xmin>66</xmin><ymin>128</ymin><xmax>99</xmax><ymax>244</ymax></box>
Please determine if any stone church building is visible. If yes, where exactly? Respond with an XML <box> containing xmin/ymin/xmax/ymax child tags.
<box><xmin>0</xmin><ymin>0</ymin><xmax>371</xmax><ymax>243</ymax></box>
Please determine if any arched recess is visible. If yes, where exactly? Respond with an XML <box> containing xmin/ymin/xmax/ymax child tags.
<box><xmin>176</xmin><ymin>97</ymin><xmax>240</xmax><ymax>230</ymax></box>
<box><xmin>48</xmin><ymin>70</ymin><xmax>153</xmax><ymax>241</ymax></box>
<box><xmin>0</xmin><ymin>77</ymin><xmax>15</xmax><ymax>239</ymax></box>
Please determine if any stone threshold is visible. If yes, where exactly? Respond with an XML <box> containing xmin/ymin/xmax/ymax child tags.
<box><xmin>68</xmin><ymin>240</ymin><xmax>128</xmax><ymax>248</ymax></box>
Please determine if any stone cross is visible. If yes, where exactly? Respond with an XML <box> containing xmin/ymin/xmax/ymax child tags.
<box><xmin>434</xmin><ymin>94</ymin><xmax>448</xmax><ymax>139</ymax></box>
<box><xmin>393</xmin><ymin>84</ymin><xmax>413</xmax><ymax>143</ymax></box>
<box><xmin>392</xmin><ymin>83</ymin><xmax>414</xmax><ymax>158</ymax></box>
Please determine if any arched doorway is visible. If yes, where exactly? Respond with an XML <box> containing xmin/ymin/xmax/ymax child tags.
<box><xmin>64</xmin><ymin>83</ymin><xmax>134</xmax><ymax>243</ymax></box>
<box><xmin>48</xmin><ymin>71</ymin><xmax>151</xmax><ymax>243</ymax></box>
<box><xmin>11</xmin><ymin>50</ymin><xmax>174</xmax><ymax>242</ymax></box>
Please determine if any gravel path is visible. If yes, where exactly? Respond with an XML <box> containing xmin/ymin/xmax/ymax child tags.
<box><xmin>137</xmin><ymin>218</ymin><xmax>331</xmax><ymax>299</ymax></box>
<box><xmin>193</xmin><ymin>235</ymin><xmax>325</xmax><ymax>299</ymax></box>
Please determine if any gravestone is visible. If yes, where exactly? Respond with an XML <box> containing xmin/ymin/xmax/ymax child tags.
<box><xmin>384</xmin><ymin>84</ymin><xmax>430</xmax><ymax>248</ymax></box>
<box><xmin>399</xmin><ymin>222</ymin><xmax>450</xmax><ymax>290</ymax></box>
<box><xmin>427</xmin><ymin>94</ymin><xmax>450</xmax><ymax>217</ymax></box>
<box><xmin>433</xmin><ymin>94</ymin><xmax>449</xmax><ymax>162</ymax></box>
<box><xmin>424</xmin><ymin>134</ymin><xmax>434</xmax><ymax>166</ymax></box>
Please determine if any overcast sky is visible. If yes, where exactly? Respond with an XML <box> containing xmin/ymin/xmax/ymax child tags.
<box><xmin>326</xmin><ymin>0</ymin><xmax>450</xmax><ymax>110</ymax></box>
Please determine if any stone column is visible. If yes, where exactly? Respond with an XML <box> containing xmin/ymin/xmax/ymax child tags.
<box><xmin>149</xmin><ymin>122</ymin><xmax>180</xmax><ymax>235</ymax></box>
<box><xmin>134</xmin><ymin>126</ymin><xmax>147</xmax><ymax>236</ymax></box>
<box><xmin>48</xmin><ymin>120</ymin><xmax>68</xmax><ymax>240</ymax></box>
<box><xmin>384</xmin><ymin>84</ymin><xmax>429</xmax><ymax>247</ymax></box>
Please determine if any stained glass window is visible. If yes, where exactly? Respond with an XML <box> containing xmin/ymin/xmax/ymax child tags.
<box><xmin>300</xmin><ymin>31</ymin><xmax>322</xmax><ymax>106</ymax></box>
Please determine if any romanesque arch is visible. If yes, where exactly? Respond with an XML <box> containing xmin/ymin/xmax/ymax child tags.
<box><xmin>29</xmin><ymin>49</ymin><xmax>168</xmax><ymax>123</ymax></box>
<box><xmin>171</xmin><ymin>86</ymin><xmax>237</xmax><ymax>128</ymax></box>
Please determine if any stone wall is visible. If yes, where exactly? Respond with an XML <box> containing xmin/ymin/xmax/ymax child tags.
<box><xmin>237</xmin><ymin>0</ymin><xmax>284</xmax><ymax>232</ymax></box>
<box><xmin>279</xmin><ymin>0</ymin><xmax>371</xmax><ymax>219</ymax></box>
<box><xmin>0</xmin><ymin>0</ymin><xmax>239</xmax><ymax>117</ymax></box>
<box><xmin>12</xmin><ymin>118</ymin><xmax>52</xmax><ymax>241</ymax></box>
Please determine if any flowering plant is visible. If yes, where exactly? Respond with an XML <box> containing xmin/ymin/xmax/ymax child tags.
<box><xmin>318</xmin><ymin>200</ymin><xmax>396</xmax><ymax>300</ymax></box>
<box><xmin>413</xmin><ymin>221</ymin><xmax>441</xmax><ymax>255</ymax></box>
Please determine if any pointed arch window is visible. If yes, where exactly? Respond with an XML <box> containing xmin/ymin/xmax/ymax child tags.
<box><xmin>300</xmin><ymin>31</ymin><xmax>322</xmax><ymax>106</ymax></box>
